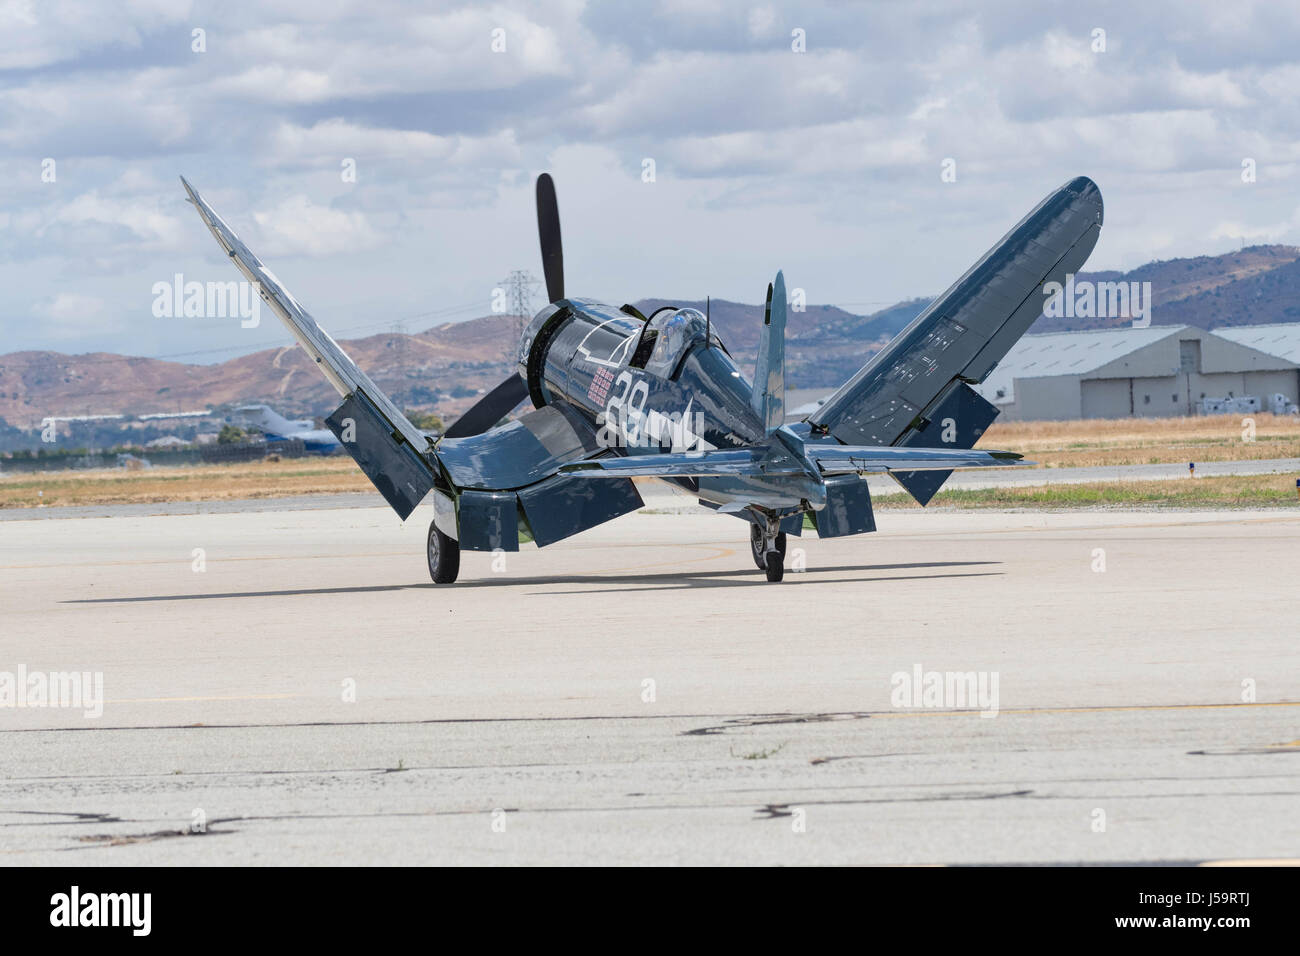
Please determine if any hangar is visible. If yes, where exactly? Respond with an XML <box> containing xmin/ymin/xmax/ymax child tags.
<box><xmin>973</xmin><ymin>324</ymin><xmax>1300</xmax><ymax>420</ymax></box>
<box><xmin>1214</xmin><ymin>323</ymin><xmax>1300</xmax><ymax>366</ymax></box>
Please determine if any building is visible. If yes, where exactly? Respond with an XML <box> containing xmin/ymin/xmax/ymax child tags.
<box><xmin>1214</xmin><ymin>324</ymin><xmax>1300</xmax><ymax>365</ymax></box>
<box><xmin>973</xmin><ymin>324</ymin><xmax>1300</xmax><ymax>420</ymax></box>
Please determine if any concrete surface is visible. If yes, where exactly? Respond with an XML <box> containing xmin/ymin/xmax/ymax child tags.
<box><xmin>2</xmin><ymin>500</ymin><xmax>1298</xmax><ymax>865</ymax></box>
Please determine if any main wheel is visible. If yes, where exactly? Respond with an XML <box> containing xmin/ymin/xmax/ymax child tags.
<box><xmin>426</xmin><ymin>519</ymin><xmax>461</xmax><ymax>584</ymax></box>
<box><xmin>749</xmin><ymin>524</ymin><xmax>787</xmax><ymax>570</ymax></box>
<box><xmin>764</xmin><ymin>550</ymin><xmax>784</xmax><ymax>582</ymax></box>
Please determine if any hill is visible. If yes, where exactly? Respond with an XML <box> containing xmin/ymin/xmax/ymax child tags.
<box><xmin>4</xmin><ymin>245</ymin><xmax>1300</xmax><ymax>429</ymax></box>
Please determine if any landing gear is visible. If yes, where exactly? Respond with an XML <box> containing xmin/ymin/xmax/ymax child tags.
<box><xmin>749</xmin><ymin>518</ymin><xmax>787</xmax><ymax>582</ymax></box>
<box><xmin>426</xmin><ymin>519</ymin><xmax>460</xmax><ymax>584</ymax></box>
<box><xmin>749</xmin><ymin>523</ymin><xmax>787</xmax><ymax>570</ymax></box>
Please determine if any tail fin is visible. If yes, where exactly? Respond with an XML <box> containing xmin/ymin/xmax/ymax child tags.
<box><xmin>235</xmin><ymin>404</ymin><xmax>299</xmax><ymax>437</ymax></box>
<box><xmin>750</xmin><ymin>270</ymin><xmax>786</xmax><ymax>434</ymax></box>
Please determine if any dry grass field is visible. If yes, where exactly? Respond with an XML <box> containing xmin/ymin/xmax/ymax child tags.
<box><xmin>0</xmin><ymin>457</ymin><xmax>369</xmax><ymax>509</ymax></box>
<box><xmin>873</xmin><ymin>473</ymin><xmax>1300</xmax><ymax>510</ymax></box>
<box><xmin>1</xmin><ymin>414</ymin><xmax>1297</xmax><ymax>510</ymax></box>
<box><xmin>984</xmin><ymin>413</ymin><xmax>1300</xmax><ymax>466</ymax></box>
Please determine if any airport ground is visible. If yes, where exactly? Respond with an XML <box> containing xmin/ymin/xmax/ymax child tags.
<box><xmin>2</xmin><ymin>413</ymin><xmax>1299</xmax><ymax>511</ymax></box>
<box><xmin>2</xmin><ymin>492</ymin><xmax>1297</xmax><ymax>865</ymax></box>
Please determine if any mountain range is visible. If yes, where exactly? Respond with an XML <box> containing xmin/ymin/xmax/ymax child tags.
<box><xmin>2</xmin><ymin>244</ymin><xmax>1297</xmax><ymax>430</ymax></box>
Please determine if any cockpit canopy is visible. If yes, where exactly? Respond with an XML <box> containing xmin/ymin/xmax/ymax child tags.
<box><xmin>630</xmin><ymin>307</ymin><xmax>717</xmax><ymax>378</ymax></box>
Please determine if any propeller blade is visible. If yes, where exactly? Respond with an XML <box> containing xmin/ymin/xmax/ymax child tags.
<box><xmin>536</xmin><ymin>173</ymin><xmax>564</xmax><ymax>303</ymax></box>
<box><xmin>443</xmin><ymin>374</ymin><xmax>530</xmax><ymax>439</ymax></box>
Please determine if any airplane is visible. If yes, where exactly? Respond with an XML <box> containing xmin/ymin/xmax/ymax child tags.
<box><xmin>180</xmin><ymin>173</ymin><xmax>1103</xmax><ymax>583</ymax></box>
<box><xmin>233</xmin><ymin>404</ymin><xmax>342</xmax><ymax>454</ymax></box>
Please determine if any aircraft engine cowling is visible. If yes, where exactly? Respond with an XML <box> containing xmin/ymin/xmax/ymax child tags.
<box><xmin>518</xmin><ymin>299</ymin><xmax>646</xmax><ymax>416</ymax></box>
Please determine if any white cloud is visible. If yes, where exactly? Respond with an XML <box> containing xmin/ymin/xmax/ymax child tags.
<box><xmin>37</xmin><ymin>292</ymin><xmax>103</xmax><ymax>320</ymax></box>
<box><xmin>251</xmin><ymin>195</ymin><xmax>383</xmax><ymax>257</ymax></box>
<box><xmin>264</xmin><ymin>120</ymin><xmax>521</xmax><ymax>169</ymax></box>
<box><xmin>49</xmin><ymin>191</ymin><xmax>183</xmax><ymax>246</ymax></box>
<box><xmin>32</xmin><ymin>291</ymin><xmax>119</xmax><ymax>340</ymax></box>
<box><xmin>1</xmin><ymin>0</ymin><xmax>1300</xmax><ymax>357</ymax></box>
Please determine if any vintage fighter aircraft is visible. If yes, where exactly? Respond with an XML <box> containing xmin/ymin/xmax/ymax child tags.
<box><xmin>181</xmin><ymin>173</ymin><xmax>1102</xmax><ymax>583</ymax></box>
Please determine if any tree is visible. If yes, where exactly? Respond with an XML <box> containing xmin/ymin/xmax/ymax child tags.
<box><xmin>217</xmin><ymin>424</ymin><xmax>246</xmax><ymax>445</ymax></box>
<box><xmin>405</xmin><ymin>411</ymin><xmax>445</xmax><ymax>433</ymax></box>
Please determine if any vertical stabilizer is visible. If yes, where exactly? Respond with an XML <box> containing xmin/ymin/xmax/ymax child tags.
<box><xmin>750</xmin><ymin>270</ymin><xmax>786</xmax><ymax>433</ymax></box>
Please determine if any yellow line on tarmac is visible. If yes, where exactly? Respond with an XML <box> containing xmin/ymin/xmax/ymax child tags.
<box><xmin>870</xmin><ymin>700</ymin><xmax>1300</xmax><ymax>719</ymax></box>
<box><xmin>107</xmin><ymin>693</ymin><xmax>300</xmax><ymax>704</ymax></box>
<box><xmin>1199</xmin><ymin>859</ymin><xmax>1300</xmax><ymax>867</ymax></box>
<box><xmin>0</xmin><ymin>551</ymin><xmax>409</xmax><ymax>571</ymax></box>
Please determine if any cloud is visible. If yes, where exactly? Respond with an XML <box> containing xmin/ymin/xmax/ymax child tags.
<box><xmin>31</xmin><ymin>291</ymin><xmax>121</xmax><ymax>340</ymax></box>
<box><xmin>1</xmin><ymin>0</ymin><xmax>1299</xmax><ymax>358</ymax></box>
<box><xmin>263</xmin><ymin>119</ymin><xmax>521</xmax><ymax>170</ymax></box>
<box><xmin>36</xmin><ymin>291</ymin><xmax>103</xmax><ymax>320</ymax></box>
<box><xmin>50</xmin><ymin>191</ymin><xmax>183</xmax><ymax>245</ymax></box>
<box><xmin>251</xmin><ymin>194</ymin><xmax>383</xmax><ymax>257</ymax></box>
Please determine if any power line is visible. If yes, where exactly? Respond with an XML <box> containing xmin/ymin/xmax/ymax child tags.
<box><xmin>497</xmin><ymin>270</ymin><xmax>540</xmax><ymax>342</ymax></box>
<box><xmin>0</xmin><ymin>300</ymin><xmax>489</xmax><ymax>370</ymax></box>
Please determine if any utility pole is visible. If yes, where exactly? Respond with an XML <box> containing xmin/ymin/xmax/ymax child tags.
<box><xmin>499</xmin><ymin>270</ymin><xmax>540</xmax><ymax>343</ymax></box>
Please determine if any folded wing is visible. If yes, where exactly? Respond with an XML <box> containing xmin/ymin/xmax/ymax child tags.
<box><xmin>180</xmin><ymin>177</ymin><xmax>430</xmax><ymax>456</ymax></box>
<box><xmin>809</xmin><ymin>176</ymin><xmax>1103</xmax><ymax>448</ymax></box>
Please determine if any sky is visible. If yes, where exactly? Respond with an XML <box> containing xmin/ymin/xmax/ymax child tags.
<box><xmin>1</xmin><ymin>0</ymin><xmax>1298</xmax><ymax>361</ymax></box>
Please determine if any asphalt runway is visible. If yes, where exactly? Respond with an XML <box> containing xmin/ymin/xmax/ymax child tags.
<box><xmin>2</xmin><ymin>496</ymin><xmax>1298</xmax><ymax>865</ymax></box>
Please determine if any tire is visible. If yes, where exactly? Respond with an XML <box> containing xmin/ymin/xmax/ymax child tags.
<box><xmin>426</xmin><ymin>519</ymin><xmax>461</xmax><ymax>584</ymax></box>
<box><xmin>749</xmin><ymin>524</ymin><xmax>787</xmax><ymax>570</ymax></box>
<box><xmin>764</xmin><ymin>550</ymin><xmax>784</xmax><ymax>582</ymax></box>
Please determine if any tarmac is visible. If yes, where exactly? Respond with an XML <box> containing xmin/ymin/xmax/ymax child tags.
<box><xmin>2</xmin><ymin>491</ymin><xmax>1298</xmax><ymax>865</ymax></box>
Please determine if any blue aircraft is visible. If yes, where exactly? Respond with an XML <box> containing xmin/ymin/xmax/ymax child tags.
<box><xmin>181</xmin><ymin>173</ymin><xmax>1102</xmax><ymax>583</ymax></box>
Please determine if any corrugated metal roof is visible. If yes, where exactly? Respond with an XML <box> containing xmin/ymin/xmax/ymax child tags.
<box><xmin>975</xmin><ymin>326</ymin><xmax>1185</xmax><ymax>405</ymax></box>
<box><xmin>1214</xmin><ymin>324</ymin><xmax>1300</xmax><ymax>364</ymax></box>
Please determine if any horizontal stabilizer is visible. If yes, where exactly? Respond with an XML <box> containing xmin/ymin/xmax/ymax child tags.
<box><xmin>560</xmin><ymin>444</ymin><xmax>1024</xmax><ymax>479</ymax></box>
<box><xmin>808</xmin><ymin>445</ymin><xmax>1023</xmax><ymax>475</ymax></box>
<box><xmin>561</xmin><ymin>448</ymin><xmax>783</xmax><ymax>479</ymax></box>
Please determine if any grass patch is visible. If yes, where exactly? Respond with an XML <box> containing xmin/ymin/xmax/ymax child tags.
<box><xmin>3</xmin><ymin>413</ymin><xmax>1298</xmax><ymax>510</ymax></box>
<box><xmin>874</xmin><ymin>474</ymin><xmax>1300</xmax><ymax>509</ymax></box>
<box><xmin>984</xmin><ymin>413</ymin><xmax>1300</xmax><ymax>468</ymax></box>
<box><xmin>730</xmin><ymin>742</ymin><xmax>788</xmax><ymax>760</ymax></box>
<box><xmin>0</xmin><ymin>457</ymin><xmax>371</xmax><ymax>509</ymax></box>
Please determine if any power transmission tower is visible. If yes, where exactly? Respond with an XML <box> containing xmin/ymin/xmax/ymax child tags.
<box><xmin>499</xmin><ymin>270</ymin><xmax>540</xmax><ymax>342</ymax></box>
<box><xmin>390</xmin><ymin>320</ymin><xmax>407</xmax><ymax>364</ymax></box>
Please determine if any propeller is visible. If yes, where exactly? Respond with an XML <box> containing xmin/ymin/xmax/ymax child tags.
<box><xmin>536</xmin><ymin>172</ymin><xmax>564</xmax><ymax>303</ymax></box>
<box><xmin>443</xmin><ymin>373</ymin><xmax>530</xmax><ymax>439</ymax></box>
<box><xmin>443</xmin><ymin>173</ymin><xmax>564</xmax><ymax>439</ymax></box>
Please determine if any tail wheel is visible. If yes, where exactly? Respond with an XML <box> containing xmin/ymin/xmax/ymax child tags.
<box><xmin>749</xmin><ymin>524</ymin><xmax>787</xmax><ymax>570</ymax></box>
<box><xmin>764</xmin><ymin>550</ymin><xmax>785</xmax><ymax>582</ymax></box>
<box><xmin>427</xmin><ymin>519</ymin><xmax>461</xmax><ymax>584</ymax></box>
